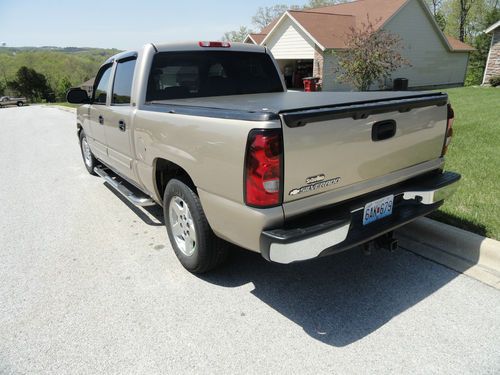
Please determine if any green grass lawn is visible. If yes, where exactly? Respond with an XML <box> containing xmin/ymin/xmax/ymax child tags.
<box><xmin>428</xmin><ymin>86</ymin><xmax>499</xmax><ymax>240</ymax></box>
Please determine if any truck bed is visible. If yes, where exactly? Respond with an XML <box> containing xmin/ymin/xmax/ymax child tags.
<box><xmin>149</xmin><ymin>90</ymin><xmax>449</xmax><ymax>204</ymax></box>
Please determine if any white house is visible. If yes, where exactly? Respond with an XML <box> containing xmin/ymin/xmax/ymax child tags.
<box><xmin>245</xmin><ymin>0</ymin><xmax>474</xmax><ymax>91</ymax></box>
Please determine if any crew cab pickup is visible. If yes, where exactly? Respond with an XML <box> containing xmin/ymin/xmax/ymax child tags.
<box><xmin>67</xmin><ymin>41</ymin><xmax>460</xmax><ymax>273</ymax></box>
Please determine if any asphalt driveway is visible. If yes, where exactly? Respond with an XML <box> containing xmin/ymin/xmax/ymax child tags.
<box><xmin>0</xmin><ymin>106</ymin><xmax>499</xmax><ymax>374</ymax></box>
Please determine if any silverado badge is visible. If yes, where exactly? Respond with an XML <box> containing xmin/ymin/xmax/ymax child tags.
<box><xmin>289</xmin><ymin>176</ymin><xmax>341</xmax><ymax>196</ymax></box>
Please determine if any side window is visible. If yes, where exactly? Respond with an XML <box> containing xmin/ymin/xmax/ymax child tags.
<box><xmin>112</xmin><ymin>58</ymin><xmax>137</xmax><ymax>105</ymax></box>
<box><xmin>93</xmin><ymin>64</ymin><xmax>112</xmax><ymax>105</ymax></box>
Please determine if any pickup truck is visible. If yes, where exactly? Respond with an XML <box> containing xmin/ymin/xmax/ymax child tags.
<box><xmin>0</xmin><ymin>96</ymin><xmax>27</xmax><ymax>107</ymax></box>
<box><xmin>67</xmin><ymin>41</ymin><xmax>460</xmax><ymax>273</ymax></box>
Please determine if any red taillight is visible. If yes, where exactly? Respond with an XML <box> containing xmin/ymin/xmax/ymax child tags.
<box><xmin>198</xmin><ymin>41</ymin><xmax>231</xmax><ymax>48</ymax></box>
<box><xmin>442</xmin><ymin>103</ymin><xmax>454</xmax><ymax>156</ymax></box>
<box><xmin>245</xmin><ymin>129</ymin><xmax>282</xmax><ymax>207</ymax></box>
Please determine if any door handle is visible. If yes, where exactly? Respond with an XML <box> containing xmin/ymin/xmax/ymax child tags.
<box><xmin>98</xmin><ymin>115</ymin><xmax>104</xmax><ymax>125</ymax></box>
<box><xmin>372</xmin><ymin>120</ymin><xmax>396</xmax><ymax>141</ymax></box>
<box><xmin>118</xmin><ymin>120</ymin><xmax>126</xmax><ymax>132</ymax></box>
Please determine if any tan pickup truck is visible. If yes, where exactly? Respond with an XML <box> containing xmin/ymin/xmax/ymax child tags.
<box><xmin>67</xmin><ymin>41</ymin><xmax>460</xmax><ymax>273</ymax></box>
<box><xmin>0</xmin><ymin>96</ymin><xmax>27</xmax><ymax>107</ymax></box>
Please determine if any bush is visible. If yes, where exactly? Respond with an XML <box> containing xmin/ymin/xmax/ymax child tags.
<box><xmin>489</xmin><ymin>75</ymin><xmax>500</xmax><ymax>87</ymax></box>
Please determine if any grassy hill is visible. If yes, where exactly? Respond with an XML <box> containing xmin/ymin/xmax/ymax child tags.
<box><xmin>0</xmin><ymin>46</ymin><xmax>121</xmax><ymax>96</ymax></box>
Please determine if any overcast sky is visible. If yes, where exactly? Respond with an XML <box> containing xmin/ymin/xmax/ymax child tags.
<box><xmin>0</xmin><ymin>0</ymin><xmax>294</xmax><ymax>49</ymax></box>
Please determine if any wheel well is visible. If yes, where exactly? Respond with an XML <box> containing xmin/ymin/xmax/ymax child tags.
<box><xmin>154</xmin><ymin>158</ymin><xmax>196</xmax><ymax>201</ymax></box>
<box><xmin>77</xmin><ymin>124</ymin><xmax>83</xmax><ymax>138</ymax></box>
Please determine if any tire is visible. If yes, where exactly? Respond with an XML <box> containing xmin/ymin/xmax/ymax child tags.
<box><xmin>79</xmin><ymin>131</ymin><xmax>98</xmax><ymax>175</ymax></box>
<box><xmin>163</xmin><ymin>179</ymin><xmax>227</xmax><ymax>273</ymax></box>
<box><xmin>17</xmin><ymin>101</ymin><xmax>24</xmax><ymax>107</ymax></box>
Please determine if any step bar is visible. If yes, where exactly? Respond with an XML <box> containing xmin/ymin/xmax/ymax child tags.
<box><xmin>94</xmin><ymin>166</ymin><xmax>155</xmax><ymax>207</ymax></box>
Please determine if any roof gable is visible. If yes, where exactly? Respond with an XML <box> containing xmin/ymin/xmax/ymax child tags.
<box><xmin>485</xmin><ymin>20</ymin><xmax>500</xmax><ymax>34</ymax></box>
<box><xmin>288</xmin><ymin>11</ymin><xmax>355</xmax><ymax>49</ymax></box>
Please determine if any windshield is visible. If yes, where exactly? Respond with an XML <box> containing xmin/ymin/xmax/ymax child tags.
<box><xmin>146</xmin><ymin>51</ymin><xmax>284</xmax><ymax>101</ymax></box>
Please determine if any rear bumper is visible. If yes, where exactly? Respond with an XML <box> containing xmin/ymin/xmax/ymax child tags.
<box><xmin>260</xmin><ymin>171</ymin><xmax>460</xmax><ymax>264</ymax></box>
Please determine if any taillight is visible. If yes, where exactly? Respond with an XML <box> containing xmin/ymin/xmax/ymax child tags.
<box><xmin>442</xmin><ymin>103</ymin><xmax>454</xmax><ymax>156</ymax></box>
<box><xmin>198</xmin><ymin>41</ymin><xmax>231</xmax><ymax>48</ymax></box>
<box><xmin>245</xmin><ymin>129</ymin><xmax>283</xmax><ymax>207</ymax></box>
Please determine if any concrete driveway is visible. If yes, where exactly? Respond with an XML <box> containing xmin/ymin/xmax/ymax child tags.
<box><xmin>1</xmin><ymin>106</ymin><xmax>499</xmax><ymax>374</ymax></box>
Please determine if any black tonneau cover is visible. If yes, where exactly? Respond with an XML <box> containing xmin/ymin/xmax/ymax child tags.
<box><xmin>146</xmin><ymin>91</ymin><xmax>448</xmax><ymax>125</ymax></box>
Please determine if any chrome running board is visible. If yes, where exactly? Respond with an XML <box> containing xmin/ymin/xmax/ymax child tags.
<box><xmin>94</xmin><ymin>166</ymin><xmax>155</xmax><ymax>207</ymax></box>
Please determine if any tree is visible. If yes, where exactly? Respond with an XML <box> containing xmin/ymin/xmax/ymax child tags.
<box><xmin>251</xmin><ymin>4</ymin><xmax>299</xmax><ymax>29</ymax></box>
<box><xmin>222</xmin><ymin>26</ymin><xmax>254</xmax><ymax>42</ymax></box>
<box><xmin>304</xmin><ymin>0</ymin><xmax>348</xmax><ymax>9</ymax></box>
<box><xmin>335</xmin><ymin>17</ymin><xmax>410</xmax><ymax>91</ymax></box>
<box><xmin>425</xmin><ymin>0</ymin><xmax>447</xmax><ymax>30</ymax></box>
<box><xmin>465</xmin><ymin>5</ymin><xmax>500</xmax><ymax>84</ymax></box>
<box><xmin>458</xmin><ymin>0</ymin><xmax>478</xmax><ymax>41</ymax></box>
<box><xmin>426</xmin><ymin>0</ymin><xmax>444</xmax><ymax>14</ymax></box>
<box><xmin>7</xmin><ymin>66</ymin><xmax>53</xmax><ymax>102</ymax></box>
<box><xmin>56</xmin><ymin>76</ymin><xmax>73</xmax><ymax>101</ymax></box>
<box><xmin>0</xmin><ymin>80</ymin><xmax>5</xmax><ymax>96</ymax></box>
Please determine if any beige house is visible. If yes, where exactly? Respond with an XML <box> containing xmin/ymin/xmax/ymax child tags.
<box><xmin>79</xmin><ymin>78</ymin><xmax>95</xmax><ymax>97</ymax></box>
<box><xmin>245</xmin><ymin>0</ymin><xmax>474</xmax><ymax>91</ymax></box>
<box><xmin>482</xmin><ymin>20</ymin><xmax>500</xmax><ymax>84</ymax></box>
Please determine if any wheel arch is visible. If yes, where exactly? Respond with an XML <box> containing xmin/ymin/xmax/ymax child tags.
<box><xmin>77</xmin><ymin>123</ymin><xmax>83</xmax><ymax>138</ymax></box>
<box><xmin>153</xmin><ymin>157</ymin><xmax>196</xmax><ymax>203</ymax></box>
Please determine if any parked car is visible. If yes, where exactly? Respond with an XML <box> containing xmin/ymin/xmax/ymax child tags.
<box><xmin>67</xmin><ymin>41</ymin><xmax>460</xmax><ymax>273</ymax></box>
<box><xmin>0</xmin><ymin>96</ymin><xmax>27</xmax><ymax>107</ymax></box>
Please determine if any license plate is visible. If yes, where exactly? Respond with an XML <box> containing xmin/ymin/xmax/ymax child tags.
<box><xmin>363</xmin><ymin>195</ymin><xmax>394</xmax><ymax>225</ymax></box>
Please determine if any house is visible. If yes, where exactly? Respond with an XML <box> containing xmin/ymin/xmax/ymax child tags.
<box><xmin>244</xmin><ymin>0</ymin><xmax>474</xmax><ymax>91</ymax></box>
<box><xmin>79</xmin><ymin>77</ymin><xmax>95</xmax><ymax>97</ymax></box>
<box><xmin>482</xmin><ymin>20</ymin><xmax>500</xmax><ymax>84</ymax></box>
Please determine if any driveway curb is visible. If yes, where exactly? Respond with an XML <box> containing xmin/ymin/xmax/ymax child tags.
<box><xmin>396</xmin><ymin>217</ymin><xmax>500</xmax><ymax>289</ymax></box>
<box><xmin>46</xmin><ymin>105</ymin><xmax>76</xmax><ymax>113</ymax></box>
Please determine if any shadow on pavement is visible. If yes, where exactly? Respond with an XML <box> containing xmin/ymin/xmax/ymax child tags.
<box><xmin>200</xmin><ymin>245</ymin><xmax>459</xmax><ymax>347</ymax></box>
<box><xmin>103</xmin><ymin>183</ymin><xmax>164</xmax><ymax>226</ymax></box>
<box><xmin>107</xmin><ymin>182</ymin><xmax>462</xmax><ymax>346</ymax></box>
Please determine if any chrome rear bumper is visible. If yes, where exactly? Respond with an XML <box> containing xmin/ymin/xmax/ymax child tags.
<box><xmin>261</xmin><ymin>171</ymin><xmax>460</xmax><ymax>264</ymax></box>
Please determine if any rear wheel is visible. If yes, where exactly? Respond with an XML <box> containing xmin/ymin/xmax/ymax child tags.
<box><xmin>163</xmin><ymin>179</ymin><xmax>227</xmax><ymax>273</ymax></box>
<box><xmin>16</xmin><ymin>101</ymin><xmax>24</xmax><ymax>107</ymax></box>
<box><xmin>79</xmin><ymin>131</ymin><xmax>97</xmax><ymax>175</ymax></box>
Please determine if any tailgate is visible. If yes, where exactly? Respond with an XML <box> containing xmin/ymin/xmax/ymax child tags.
<box><xmin>280</xmin><ymin>93</ymin><xmax>448</xmax><ymax>202</ymax></box>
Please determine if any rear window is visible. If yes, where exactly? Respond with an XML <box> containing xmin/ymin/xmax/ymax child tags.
<box><xmin>146</xmin><ymin>51</ymin><xmax>283</xmax><ymax>101</ymax></box>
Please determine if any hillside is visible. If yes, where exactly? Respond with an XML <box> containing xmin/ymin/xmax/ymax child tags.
<box><xmin>0</xmin><ymin>46</ymin><xmax>121</xmax><ymax>94</ymax></box>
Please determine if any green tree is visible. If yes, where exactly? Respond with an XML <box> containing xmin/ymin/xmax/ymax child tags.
<box><xmin>56</xmin><ymin>76</ymin><xmax>73</xmax><ymax>101</ymax></box>
<box><xmin>465</xmin><ymin>5</ymin><xmax>500</xmax><ymax>84</ymax></box>
<box><xmin>304</xmin><ymin>0</ymin><xmax>347</xmax><ymax>9</ymax></box>
<box><xmin>0</xmin><ymin>80</ymin><xmax>5</xmax><ymax>96</ymax></box>
<box><xmin>222</xmin><ymin>26</ymin><xmax>254</xmax><ymax>42</ymax></box>
<box><xmin>251</xmin><ymin>4</ymin><xmax>299</xmax><ymax>29</ymax></box>
<box><xmin>441</xmin><ymin>0</ymin><xmax>496</xmax><ymax>42</ymax></box>
<box><xmin>335</xmin><ymin>17</ymin><xmax>410</xmax><ymax>91</ymax></box>
<box><xmin>7</xmin><ymin>66</ymin><xmax>53</xmax><ymax>102</ymax></box>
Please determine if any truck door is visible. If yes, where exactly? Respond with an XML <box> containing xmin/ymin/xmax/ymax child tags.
<box><xmin>103</xmin><ymin>56</ymin><xmax>137</xmax><ymax>180</ymax></box>
<box><xmin>88</xmin><ymin>63</ymin><xmax>113</xmax><ymax>163</ymax></box>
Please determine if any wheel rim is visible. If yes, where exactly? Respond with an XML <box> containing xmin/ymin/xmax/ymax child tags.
<box><xmin>168</xmin><ymin>196</ymin><xmax>197</xmax><ymax>256</ymax></box>
<box><xmin>82</xmin><ymin>137</ymin><xmax>92</xmax><ymax>168</ymax></box>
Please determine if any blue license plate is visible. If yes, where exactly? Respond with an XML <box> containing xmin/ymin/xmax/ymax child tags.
<box><xmin>363</xmin><ymin>195</ymin><xmax>394</xmax><ymax>225</ymax></box>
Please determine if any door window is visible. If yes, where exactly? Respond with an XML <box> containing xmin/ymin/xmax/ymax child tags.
<box><xmin>112</xmin><ymin>58</ymin><xmax>137</xmax><ymax>105</ymax></box>
<box><xmin>93</xmin><ymin>64</ymin><xmax>112</xmax><ymax>105</ymax></box>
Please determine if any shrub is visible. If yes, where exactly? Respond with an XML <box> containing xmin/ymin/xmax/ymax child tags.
<box><xmin>490</xmin><ymin>75</ymin><xmax>500</xmax><ymax>87</ymax></box>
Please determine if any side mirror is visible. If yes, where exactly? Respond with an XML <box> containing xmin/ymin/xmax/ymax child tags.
<box><xmin>66</xmin><ymin>88</ymin><xmax>90</xmax><ymax>104</ymax></box>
